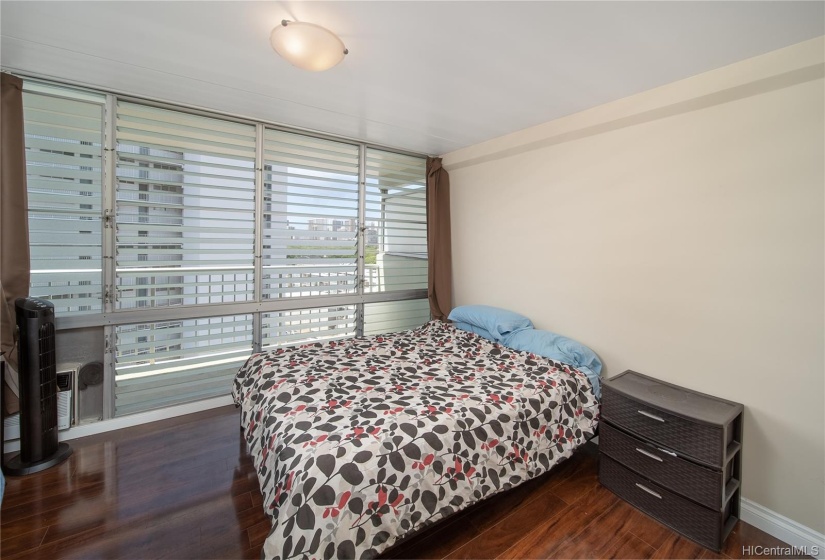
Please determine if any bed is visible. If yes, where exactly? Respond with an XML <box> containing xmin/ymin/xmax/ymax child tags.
<box><xmin>232</xmin><ymin>320</ymin><xmax>599</xmax><ymax>559</ymax></box>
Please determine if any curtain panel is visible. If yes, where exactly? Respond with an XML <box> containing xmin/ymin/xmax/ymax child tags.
<box><xmin>0</xmin><ymin>72</ymin><xmax>29</xmax><ymax>415</ymax></box>
<box><xmin>425</xmin><ymin>157</ymin><xmax>452</xmax><ymax>321</ymax></box>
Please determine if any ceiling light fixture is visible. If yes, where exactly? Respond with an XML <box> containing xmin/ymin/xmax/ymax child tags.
<box><xmin>270</xmin><ymin>20</ymin><xmax>348</xmax><ymax>72</ymax></box>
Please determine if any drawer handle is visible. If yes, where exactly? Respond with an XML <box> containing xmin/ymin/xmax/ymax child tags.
<box><xmin>638</xmin><ymin>410</ymin><xmax>665</xmax><ymax>422</ymax></box>
<box><xmin>635</xmin><ymin>483</ymin><xmax>662</xmax><ymax>499</ymax></box>
<box><xmin>635</xmin><ymin>448</ymin><xmax>663</xmax><ymax>462</ymax></box>
<box><xmin>656</xmin><ymin>447</ymin><xmax>677</xmax><ymax>457</ymax></box>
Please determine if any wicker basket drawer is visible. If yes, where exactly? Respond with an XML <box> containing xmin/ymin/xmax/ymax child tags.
<box><xmin>602</xmin><ymin>385</ymin><xmax>723</xmax><ymax>466</ymax></box>
<box><xmin>600</xmin><ymin>422</ymin><xmax>723</xmax><ymax>509</ymax></box>
<box><xmin>600</xmin><ymin>455</ymin><xmax>728</xmax><ymax>551</ymax></box>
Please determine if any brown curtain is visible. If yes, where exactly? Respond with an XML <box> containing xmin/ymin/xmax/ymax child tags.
<box><xmin>425</xmin><ymin>157</ymin><xmax>452</xmax><ymax>321</ymax></box>
<box><xmin>1</xmin><ymin>72</ymin><xmax>29</xmax><ymax>415</ymax></box>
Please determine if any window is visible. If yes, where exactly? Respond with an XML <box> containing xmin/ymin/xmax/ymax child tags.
<box><xmin>24</xmin><ymin>87</ymin><xmax>105</xmax><ymax>315</ymax></box>
<box><xmin>24</xmin><ymin>81</ymin><xmax>430</xmax><ymax>417</ymax></box>
<box><xmin>115</xmin><ymin>102</ymin><xmax>257</xmax><ymax>309</ymax></box>
<box><xmin>363</xmin><ymin>299</ymin><xmax>430</xmax><ymax>335</ymax></box>
<box><xmin>364</xmin><ymin>149</ymin><xmax>428</xmax><ymax>292</ymax></box>
<box><xmin>262</xmin><ymin>129</ymin><xmax>359</xmax><ymax>299</ymax></box>
<box><xmin>115</xmin><ymin>315</ymin><xmax>252</xmax><ymax>416</ymax></box>
<box><xmin>262</xmin><ymin>306</ymin><xmax>357</xmax><ymax>349</ymax></box>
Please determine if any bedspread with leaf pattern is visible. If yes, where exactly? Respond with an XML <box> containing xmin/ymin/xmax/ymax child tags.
<box><xmin>232</xmin><ymin>320</ymin><xmax>599</xmax><ymax>560</ymax></box>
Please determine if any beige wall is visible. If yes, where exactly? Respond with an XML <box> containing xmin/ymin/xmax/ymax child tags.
<box><xmin>443</xmin><ymin>37</ymin><xmax>825</xmax><ymax>533</ymax></box>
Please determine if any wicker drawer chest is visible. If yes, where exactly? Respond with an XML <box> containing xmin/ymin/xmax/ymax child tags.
<box><xmin>598</xmin><ymin>370</ymin><xmax>743</xmax><ymax>552</ymax></box>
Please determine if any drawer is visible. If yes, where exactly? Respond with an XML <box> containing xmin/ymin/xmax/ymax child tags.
<box><xmin>600</xmin><ymin>455</ymin><xmax>730</xmax><ymax>551</ymax></box>
<box><xmin>600</xmin><ymin>422</ymin><xmax>723</xmax><ymax>509</ymax></box>
<box><xmin>602</xmin><ymin>385</ymin><xmax>724</xmax><ymax>466</ymax></box>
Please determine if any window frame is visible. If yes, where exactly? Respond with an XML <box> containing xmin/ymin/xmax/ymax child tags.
<box><xmin>22</xmin><ymin>86</ymin><xmax>107</xmax><ymax>316</ymax></box>
<box><xmin>20</xmin><ymin>85</ymin><xmax>429</xmax><ymax>333</ymax></box>
<box><xmin>22</xmin><ymin>78</ymin><xmax>430</xmax><ymax>418</ymax></box>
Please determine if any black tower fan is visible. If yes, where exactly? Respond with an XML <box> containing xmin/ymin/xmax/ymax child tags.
<box><xmin>4</xmin><ymin>297</ymin><xmax>72</xmax><ymax>475</ymax></box>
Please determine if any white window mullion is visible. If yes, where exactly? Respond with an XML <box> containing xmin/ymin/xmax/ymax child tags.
<box><xmin>103</xmin><ymin>325</ymin><xmax>116</xmax><ymax>420</ymax></box>
<box><xmin>356</xmin><ymin>143</ymin><xmax>367</xmax><ymax>337</ymax></box>
<box><xmin>103</xmin><ymin>94</ymin><xmax>117</xmax><ymax>313</ymax></box>
<box><xmin>253</xmin><ymin>123</ymin><xmax>265</xmax><ymax>353</ymax></box>
<box><xmin>102</xmin><ymin>94</ymin><xmax>118</xmax><ymax>420</ymax></box>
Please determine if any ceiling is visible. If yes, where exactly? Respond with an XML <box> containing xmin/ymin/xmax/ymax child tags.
<box><xmin>1</xmin><ymin>1</ymin><xmax>823</xmax><ymax>155</ymax></box>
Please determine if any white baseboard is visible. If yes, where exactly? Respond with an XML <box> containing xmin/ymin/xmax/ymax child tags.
<box><xmin>3</xmin><ymin>395</ymin><xmax>234</xmax><ymax>454</ymax></box>
<box><xmin>740</xmin><ymin>498</ymin><xmax>825</xmax><ymax>559</ymax></box>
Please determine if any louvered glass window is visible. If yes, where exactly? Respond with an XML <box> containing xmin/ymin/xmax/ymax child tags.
<box><xmin>262</xmin><ymin>129</ymin><xmax>359</xmax><ymax>299</ymax></box>
<box><xmin>262</xmin><ymin>305</ymin><xmax>357</xmax><ymax>349</ymax></box>
<box><xmin>364</xmin><ymin>149</ymin><xmax>428</xmax><ymax>292</ymax></box>
<box><xmin>23</xmin><ymin>81</ymin><xmax>430</xmax><ymax>419</ymax></box>
<box><xmin>114</xmin><ymin>314</ymin><xmax>252</xmax><ymax>416</ymax></box>
<box><xmin>24</xmin><ymin>89</ymin><xmax>105</xmax><ymax>315</ymax></box>
<box><xmin>363</xmin><ymin>299</ymin><xmax>430</xmax><ymax>335</ymax></box>
<box><xmin>115</xmin><ymin>102</ymin><xmax>256</xmax><ymax>309</ymax></box>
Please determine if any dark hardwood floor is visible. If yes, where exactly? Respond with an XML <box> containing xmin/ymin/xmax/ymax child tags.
<box><xmin>1</xmin><ymin>406</ymin><xmax>805</xmax><ymax>559</ymax></box>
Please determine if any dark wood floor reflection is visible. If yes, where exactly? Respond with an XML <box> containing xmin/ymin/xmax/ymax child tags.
<box><xmin>1</xmin><ymin>406</ymin><xmax>802</xmax><ymax>559</ymax></box>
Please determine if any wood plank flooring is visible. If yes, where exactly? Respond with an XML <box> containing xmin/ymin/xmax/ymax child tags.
<box><xmin>0</xmin><ymin>406</ymin><xmax>806</xmax><ymax>559</ymax></box>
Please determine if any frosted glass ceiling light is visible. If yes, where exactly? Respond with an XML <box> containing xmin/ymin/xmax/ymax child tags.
<box><xmin>270</xmin><ymin>20</ymin><xmax>348</xmax><ymax>72</ymax></box>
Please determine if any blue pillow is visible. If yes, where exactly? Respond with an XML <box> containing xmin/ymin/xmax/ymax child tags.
<box><xmin>452</xmin><ymin>321</ymin><xmax>497</xmax><ymax>343</ymax></box>
<box><xmin>448</xmin><ymin>305</ymin><xmax>533</xmax><ymax>342</ymax></box>
<box><xmin>504</xmin><ymin>329</ymin><xmax>603</xmax><ymax>397</ymax></box>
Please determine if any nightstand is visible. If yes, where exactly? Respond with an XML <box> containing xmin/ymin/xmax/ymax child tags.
<box><xmin>598</xmin><ymin>370</ymin><xmax>743</xmax><ymax>552</ymax></box>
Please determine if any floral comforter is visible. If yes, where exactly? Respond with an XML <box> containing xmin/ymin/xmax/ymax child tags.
<box><xmin>232</xmin><ymin>320</ymin><xmax>599</xmax><ymax>559</ymax></box>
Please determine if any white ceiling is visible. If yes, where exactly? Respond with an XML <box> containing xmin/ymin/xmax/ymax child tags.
<box><xmin>1</xmin><ymin>1</ymin><xmax>823</xmax><ymax>155</ymax></box>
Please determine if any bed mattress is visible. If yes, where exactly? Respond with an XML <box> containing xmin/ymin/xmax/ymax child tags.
<box><xmin>232</xmin><ymin>320</ymin><xmax>599</xmax><ymax>559</ymax></box>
